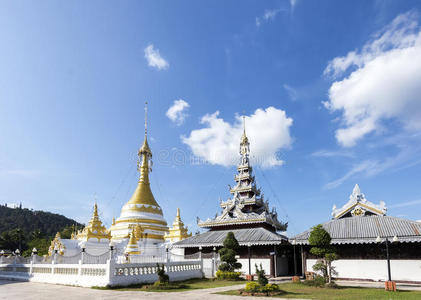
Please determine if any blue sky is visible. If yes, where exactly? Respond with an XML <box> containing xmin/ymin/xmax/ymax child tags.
<box><xmin>1</xmin><ymin>0</ymin><xmax>421</xmax><ymax>236</ymax></box>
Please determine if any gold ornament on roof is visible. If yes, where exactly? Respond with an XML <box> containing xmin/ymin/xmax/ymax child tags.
<box><xmin>165</xmin><ymin>208</ymin><xmax>192</xmax><ymax>242</ymax></box>
<box><xmin>76</xmin><ymin>203</ymin><xmax>111</xmax><ymax>242</ymax></box>
<box><xmin>48</xmin><ymin>232</ymin><xmax>66</xmax><ymax>256</ymax></box>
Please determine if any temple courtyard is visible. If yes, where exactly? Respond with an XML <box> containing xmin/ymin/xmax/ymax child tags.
<box><xmin>2</xmin><ymin>279</ymin><xmax>421</xmax><ymax>300</ymax></box>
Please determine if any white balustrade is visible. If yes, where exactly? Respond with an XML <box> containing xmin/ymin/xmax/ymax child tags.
<box><xmin>0</xmin><ymin>251</ymin><xmax>204</xmax><ymax>287</ymax></box>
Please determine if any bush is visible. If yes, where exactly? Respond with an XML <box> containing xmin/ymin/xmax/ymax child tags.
<box><xmin>150</xmin><ymin>281</ymin><xmax>186</xmax><ymax>290</ymax></box>
<box><xmin>326</xmin><ymin>281</ymin><xmax>339</xmax><ymax>289</ymax></box>
<box><xmin>215</xmin><ymin>270</ymin><xmax>242</xmax><ymax>280</ymax></box>
<box><xmin>156</xmin><ymin>264</ymin><xmax>169</xmax><ymax>284</ymax></box>
<box><xmin>245</xmin><ymin>281</ymin><xmax>260</xmax><ymax>292</ymax></box>
<box><xmin>303</xmin><ymin>275</ymin><xmax>326</xmax><ymax>287</ymax></box>
<box><xmin>244</xmin><ymin>282</ymin><xmax>283</xmax><ymax>295</ymax></box>
<box><xmin>264</xmin><ymin>283</ymin><xmax>279</xmax><ymax>292</ymax></box>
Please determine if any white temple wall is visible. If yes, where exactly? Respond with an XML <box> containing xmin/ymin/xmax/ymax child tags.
<box><xmin>237</xmin><ymin>258</ymin><xmax>271</xmax><ymax>276</ymax></box>
<box><xmin>202</xmin><ymin>258</ymin><xmax>216</xmax><ymax>278</ymax></box>
<box><xmin>306</xmin><ymin>259</ymin><xmax>421</xmax><ymax>282</ymax></box>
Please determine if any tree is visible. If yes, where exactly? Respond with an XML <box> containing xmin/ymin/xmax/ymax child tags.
<box><xmin>308</xmin><ymin>224</ymin><xmax>337</xmax><ymax>284</ymax></box>
<box><xmin>218</xmin><ymin>232</ymin><xmax>242</xmax><ymax>272</ymax></box>
<box><xmin>22</xmin><ymin>238</ymin><xmax>51</xmax><ymax>257</ymax></box>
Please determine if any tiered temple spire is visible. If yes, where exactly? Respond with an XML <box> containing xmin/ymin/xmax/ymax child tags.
<box><xmin>165</xmin><ymin>208</ymin><xmax>192</xmax><ymax>242</ymax></box>
<box><xmin>124</xmin><ymin>228</ymin><xmax>141</xmax><ymax>255</ymax></box>
<box><xmin>109</xmin><ymin>102</ymin><xmax>168</xmax><ymax>242</ymax></box>
<box><xmin>198</xmin><ymin>117</ymin><xmax>287</xmax><ymax>231</ymax></box>
<box><xmin>76</xmin><ymin>203</ymin><xmax>111</xmax><ymax>242</ymax></box>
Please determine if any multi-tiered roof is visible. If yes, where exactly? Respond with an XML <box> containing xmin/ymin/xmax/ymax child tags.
<box><xmin>174</xmin><ymin>120</ymin><xmax>288</xmax><ymax>248</ymax></box>
<box><xmin>198</xmin><ymin>120</ymin><xmax>287</xmax><ymax>232</ymax></box>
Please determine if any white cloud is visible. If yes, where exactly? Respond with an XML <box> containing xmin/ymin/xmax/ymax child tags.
<box><xmin>144</xmin><ymin>44</ymin><xmax>169</xmax><ymax>70</ymax></box>
<box><xmin>323</xmin><ymin>11</ymin><xmax>421</xmax><ymax>147</ymax></box>
<box><xmin>390</xmin><ymin>199</ymin><xmax>421</xmax><ymax>208</ymax></box>
<box><xmin>182</xmin><ymin>107</ymin><xmax>293</xmax><ymax>168</ymax></box>
<box><xmin>166</xmin><ymin>99</ymin><xmax>190</xmax><ymax>125</ymax></box>
<box><xmin>0</xmin><ymin>169</ymin><xmax>40</xmax><ymax>177</ymax></box>
<box><xmin>283</xmin><ymin>84</ymin><xmax>298</xmax><ymax>101</ymax></box>
<box><xmin>311</xmin><ymin>149</ymin><xmax>355</xmax><ymax>158</ymax></box>
<box><xmin>324</xmin><ymin>136</ymin><xmax>421</xmax><ymax>189</ymax></box>
<box><xmin>256</xmin><ymin>8</ymin><xmax>285</xmax><ymax>27</ymax></box>
<box><xmin>324</xmin><ymin>160</ymin><xmax>377</xmax><ymax>189</ymax></box>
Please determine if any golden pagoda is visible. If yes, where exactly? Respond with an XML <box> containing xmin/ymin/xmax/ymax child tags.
<box><xmin>48</xmin><ymin>232</ymin><xmax>65</xmax><ymax>256</ymax></box>
<box><xmin>76</xmin><ymin>203</ymin><xmax>111</xmax><ymax>242</ymax></box>
<box><xmin>110</xmin><ymin>103</ymin><xmax>168</xmax><ymax>243</ymax></box>
<box><xmin>124</xmin><ymin>228</ymin><xmax>141</xmax><ymax>255</ymax></box>
<box><xmin>165</xmin><ymin>208</ymin><xmax>192</xmax><ymax>242</ymax></box>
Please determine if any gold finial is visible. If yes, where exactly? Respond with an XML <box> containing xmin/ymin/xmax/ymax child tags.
<box><xmin>144</xmin><ymin>101</ymin><xmax>148</xmax><ymax>138</ymax></box>
<box><xmin>93</xmin><ymin>202</ymin><xmax>98</xmax><ymax>217</ymax></box>
<box><xmin>177</xmin><ymin>208</ymin><xmax>180</xmax><ymax>218</ymax></box>
<box><xmin>240</xmin><ymin>115</ymin><xmax>249</xmax><ymax>145</ymax></box>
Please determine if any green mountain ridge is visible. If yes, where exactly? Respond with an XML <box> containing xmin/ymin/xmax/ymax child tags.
<box><xmin>0</xmin><ymin>205</ymin><xmax>83</xmax><ymax>254</ymax></box>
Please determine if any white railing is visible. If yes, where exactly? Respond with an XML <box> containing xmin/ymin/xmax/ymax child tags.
<box><xmin>0</xmin><ymin>252</ymin><xmax>206</xmax><ymax>287</ymax></box>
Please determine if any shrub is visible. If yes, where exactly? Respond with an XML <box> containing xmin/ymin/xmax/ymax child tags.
<box><xmin>303</xmin><ymin>275</ymin><xmax>326</xmax><ymax>287</ymax></box>
<box><xmin>244</xmin><ymin>282</ymin><xmax>282</xmax><ymax>295</ymax></box>
<box><xmin>326</xmin><ymin>281</ymin><xmax>339</xmax><ymax>289</ymax></box>
<box><xmin>265</xmin><ymin>283</ymin><xmax>279</xmax><ymax>292</ymax></box>
<box><xmin>215</xmin><ymin>270</ymin><xmax>242</xmax><ymax>280</ymax></box>
<box><xmin>255</xmin><ymin>264</ymin><xmax>268</xmax><ymax>286</ymax></box>
<box><xmin>245</xmin><ymin>281</ymin><xmax>260</xmax><ymax>292</ymax></box>
<box><xmin>150</xmin><ymin>281</ymin><xmax>186</xmax><ymax>290</ymax></box>
<box><xmin>156</xmin><ymin>264</ymin><xmax>169</xmax><ymax>284</ymax></box>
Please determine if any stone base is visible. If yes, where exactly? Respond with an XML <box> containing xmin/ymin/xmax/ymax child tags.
<box><xmin>292</xmin><ymin>276</ymin><xmax>300</xmax><ymax>282</ymax></box>
<box><xmin>385</xmin><ymin>281</ymin><xmax>396</xmax><ymax>291</ymax></box>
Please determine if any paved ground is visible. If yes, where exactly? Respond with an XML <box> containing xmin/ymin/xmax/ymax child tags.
<box><xmin>2</xmin><ymin>278</ymin><xmax>421</xmax><ymax>299</ymax></box>
<box><xmin>334</xmin><ymin>280</ymin><xmax>421</xmax><ymax>291</ymax></box>
<box><xmin>0</xmin><ymin>280</ymin><xmax>284</xmax><ymax>300</ymax></box>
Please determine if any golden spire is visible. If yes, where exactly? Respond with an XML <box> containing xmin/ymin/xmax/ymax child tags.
<box><xmin>127</xmin><ymin>102</ymin><xmax>160</xmax><ymax>208</ymax></box>
<box><xmin>125</xmin><ymin>228</ymin><xmax>141</xmax><ymax>255</ymax></box>
<box><xmin>164</xmin><ymin>208</ymin><xmax>192</xmax><ymax>242</ymax></box>
<box><xmin>76</xmin><ymin>203</ymin><xmax>111</xmax><ymax>242</ymax></box>
<box><xmin>93</xmin><ymin>202</ymin><xmax>98</xmax><ymax>218</ymax></box>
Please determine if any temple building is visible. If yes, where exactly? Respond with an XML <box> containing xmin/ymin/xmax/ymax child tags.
<box><xmin>173</xmin><ymin>120</ymin><xmax>290</xmax><ymax>277</ymax></box>
<box><xmin>293</xmin><ymin>184</ymin><xmax>421</xmax><ymax>283</ymax></box>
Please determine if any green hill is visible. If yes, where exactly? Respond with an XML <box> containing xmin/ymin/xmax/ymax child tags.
<box><xmin>0</xmin><ymin>204</ymin><xmax>83</xmax><ymax>255</ymax></box>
